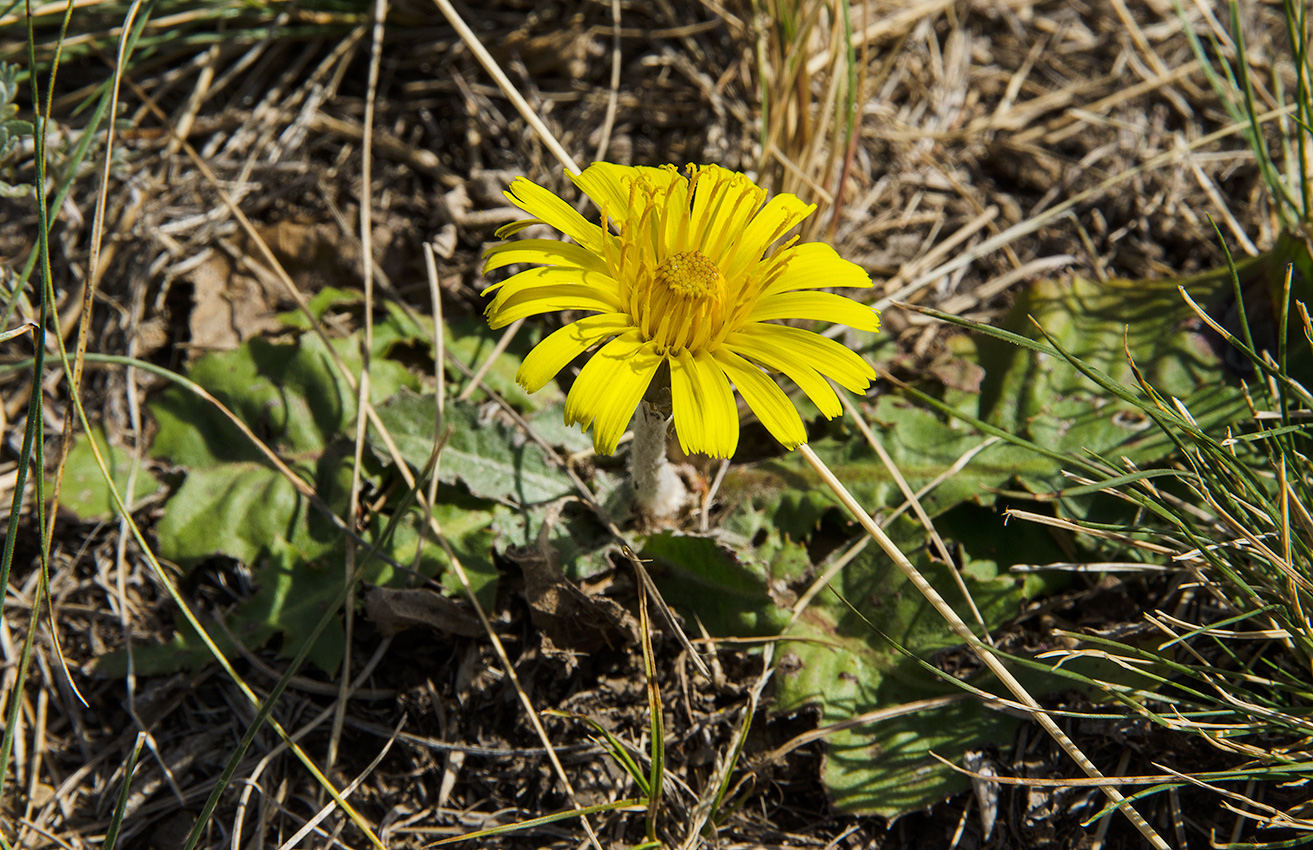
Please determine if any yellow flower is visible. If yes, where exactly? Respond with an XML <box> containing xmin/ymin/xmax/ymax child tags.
<box><xmin>482</xmin><ymin>163</ymin><xmax>880</xmax><ymax>458</ymax></box>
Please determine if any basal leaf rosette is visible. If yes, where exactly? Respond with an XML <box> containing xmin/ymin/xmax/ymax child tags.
<box><xmin>482</xmin><ymin>162</ymin><xmax>880</xmax><ymax>458</ymax></box>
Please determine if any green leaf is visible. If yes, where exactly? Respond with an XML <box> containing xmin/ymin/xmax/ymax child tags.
<box><xmin>229</xmin><ymin>541</ymin><xmax>347</xmax><ymax>672</ymax></box>
<box><xmin>96</xmin><ymin>543</ymin><xmax>348</xmax><ymax>677</ymax></box>
<box><xmin>382</xmin><ymin>491</ymin><xmax>500</xmax><ymax>609</ymax></box>
<box><xmin>276</xmin><ymin>287</ymin><xmax>429</xmax><ymax>360</ymax></box>
<box><xmin>526</xmin><ymin>402</ymin><xmax>595</xmax><ymax>454</ymax></box>
<box><xmin>979</xmin><ymin>273</ymin><xmax>1248</xmax><ymax>449</ymax></box>
<box><xmin>772</xmin><ymin>518</ymin><xmax>1037</xmax><ymax>817</ymax></box>
<box><xmin>149</xmin><ymin>331</ymin><xmax>418</xmax><ymax>468</ymax></box>
<box><xmin>132</xmin><ymin>327</ymin><xmax>432</xmax><ymax>674</ymax></box>
<box><xmin>723</xmin><ymin>397</ymin><xmax>1054</xmax><ymax>526</ymax></box>
<box><xmin>154</xmin><ymin>458</ymin><xmax>349</xmax><ymax>568</ymax></box>
<box><xmin>443</xmin><ymin>317</ymin><xmax>562</xmax><ymax>411</ymax></box>
<box><xmin>106</xmin><ymin>474</ymin><xmax>500</xmax><ymax>675</ymax></box>
<box><xmin>277</xmin><ymin>286</ymin><xmax>365</xmax><ymax>329</ymax></box>
<box><xmin>643</xmin><ymin>531</ymin><xmax>794</xmax><ymax>637</ymax></box>
<box><xmin>817</xmin><ymin>685</ymin><xmax>1019</xmax><ymax>816</ymax></box>
<box><xmin>652</xmin><ymin>506</ymin><xmax>1043</xmax><ymax>816</ymax></box>
<box><xmin>703</xmin><ymin>268</ymin><xmax>1270</xmax><ymax>818</ymax></box>
<box><xmin>51</xmin><ymin>427</ymin><xmax>159</xmax><ymax>521</ymax></box>
<box><xmin>491</xmin><ymin>501</ymin><xmax>615</xmax><ymax>582</ymax></box>
<box><xmin>373</xmin><ymin>389</ymin><xmax>575</xmax><ymax>506</ymax></box>
<box><xmin>142</xmin><ymin>441</ymin><xmax>355</xmax><ymax>672</ymax></box>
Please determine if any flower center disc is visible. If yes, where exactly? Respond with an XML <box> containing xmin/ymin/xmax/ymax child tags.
<box><xmin>655</xmin><ymin>250</ymin><xmax>722</xmax><ymax>300</ymax></box>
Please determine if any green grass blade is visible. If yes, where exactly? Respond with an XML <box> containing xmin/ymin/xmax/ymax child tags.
<box><xmin>102</xmin><ymin>733</ymin><xmax>147</xmax><ymax>850</ymax></box>
<box><xmin>179</xmin><ymin>437</ymin><xmax>444</xmax><ymax>850</ymax></box>
<box><xmin>425</xmin><ymin>798</ymin><xmax>645</xmax><ymax>847</ymax></box>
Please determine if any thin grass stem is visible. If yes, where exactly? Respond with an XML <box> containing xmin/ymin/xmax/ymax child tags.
<box><xmin>799</xmin><ymin>443</ymin><xmax>1170</xmax><ymax>849</ymax></box>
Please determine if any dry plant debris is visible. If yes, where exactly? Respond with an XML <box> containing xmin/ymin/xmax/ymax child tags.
<box><xmin>2</xmin><ymin>0</ymin><xmax>1309</xmax><ymax>848</ymax></box>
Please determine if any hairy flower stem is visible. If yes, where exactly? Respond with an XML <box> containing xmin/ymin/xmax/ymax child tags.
<box><xmin>631</xmin><ymin>380</ymin><xmax>687</xmax><ymax>521</ymax></box>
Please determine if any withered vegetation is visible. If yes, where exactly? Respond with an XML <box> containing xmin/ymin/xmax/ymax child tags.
<box><xmin>0</xmin><ymin>0</ymin><xmax>1299</xmax><ymax>847</ymax></box>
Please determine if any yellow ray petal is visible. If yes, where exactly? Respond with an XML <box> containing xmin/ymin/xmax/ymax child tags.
<box><xmin>723</xmin><ymin>193</ymin><xmax>814</xmax><ymax>282</ymax></box>
<box><xmin>568</xmin><ymin>162</ymin><xmax>634</xmax><ymax>218</ymax></box>
<box><xmin>713</xmin><ymin>348</ymin><xmax>806</xmax><ymax>449</ymax></box>
<box><xmin>487</xmin><ymin>283</ymin><xmax>624</xmax><ymax>328</ymax></box>
<box><xmin>564</xmin><ymin>332</ymin><xmax>662</xmax><ymax>455</ymax></box>
<box><xmin>494</xmin><ymin>218</ymin><xmax>546</xmax><ymax>239</ymax></box>
<box><xmin>670</xmin><ymin>348</ymin><xmax>738</xmax><ymax>457</ymax></box>
<box><xmin>668</xmin><ymin>350</ymin><xmax>705</xmax><ymax>453</ymax></box>
<box><xmin>517</xmin><ymin>314</ymin><xmax>635</xmax><ymax>392</ymax></box>
<box><xmin>661</xmin><ymin>170</ymin><xmax>692</xmax><ymax>256</ymax></box>
<box><xmin>483</xmin><ymin>239</ymin><xmax>609</xmax><ymax>275</ymax></box>
<box><xmin>747</xmin><ymin>291</ymin><xmax>880</xmax><ymax>332</ymax></box>
<box><xmin>763</xmin><ymin>242</ymin><xmax>872</xmax><ymax>297</ymax></box>
<box><xmin>570</xmin><ymin>163</ymin><xmax>682</xmax><ymax>225</ymax></box>
<box><xmin>505</xmin><ymin>177</ymin><xmax>604</xmax><ymax>252</ymax></box>
<box><xmin>698</xmin><ymin>169</ymin><xmax>765</xmax><ymax>263</ymax></box>
<box><xmin>483</xmin><ymin>265</ymin><xmax>618</xmax><ymax>299</ymax></box>
<box><xmin>723</xmin><ymin>332</ymin><xmax>841</xmax><ymax>418</ymax></box>
<box><xmin>735</xmin><ymin>324</ymin><xmax>875</xmax><ymax>392</ymax></box>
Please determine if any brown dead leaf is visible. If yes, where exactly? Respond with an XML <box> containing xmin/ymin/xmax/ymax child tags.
<box><xmin>510</xmin><ymin>533</ymin><xmax>637</xmax><ymax>657</ymax></box>
<box><xmin>251</xmin><ymin>220</ymin><xmax>361</xmax><ymax>291</ymax></box>
<box><xmin>185</xmin><ymin>249</ymin><xmax>283</xmax><ymax>353</ymax></box>
<box><xmin>364</xmin><ymin>586</ymin><xmax>483</xmax><ymax>638</ymax></box>
<box><xmin>185</xmin><ymin>220</ymin><xmax>366</xmax><ymax>354</ymax></box>
<box><xmin>929</xmin><ymin>353</ymin><xmax>985</xmax><ymax>394</ymax></box>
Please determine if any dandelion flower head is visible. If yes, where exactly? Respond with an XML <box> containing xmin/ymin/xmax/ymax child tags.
<box><xmin>482</xmin><ymin>163</ymin><xmax>880</xmax><ymax>458</ymax></box>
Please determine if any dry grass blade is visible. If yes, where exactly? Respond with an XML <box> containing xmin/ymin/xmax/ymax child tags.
<box><xmin>423</xmin><ymin>242</ymin><xmax>446</xmax><ymax>421</ymax></box>
<box><xmin>277</xmin><ymin>716</ymin><xmax>404</xmax><ymax>850</ymax></box>
<box><xmin>34</xmin><ymin>0</ymin><xmax>155</xmax><ymax>719</ymax></box>
<box><xmin>0</xmin><ymin>321</ymin><xmax>36</xmax><ymax>344</ymax></box>
<box><xmin>12</xmin><ymin>0</ymin><xmax>1313</xmax><ymax>845</ymax></box>
<box><xmin>755</xmin><ymin>0</ymin><xmax>858</xmax><ymax>235</ymax></box>
<box><xmin>873</xmin><ymin>102</ymin><xmax>1299</xmax><ymax>313</ymax></box>
<box><xmin>1004</xmin><ymin>509</ymin><xmax>1178</xmax><ymax>556</ymax></box>
<box><xmin>429</xmin><ymin>0</ymin><xmax>578</xmax><ymax>174</ymax></box>
<box><xmin>838</xmin><ymin>389</ymin><xmax>992</xmax><ymax>640</ymax></box>
<box><xmin>425</xmin><ymin>798</ymin><xmax>647</xmax><ymax>848</ymax></box>
<box><xmin>324</xmin><ymin>0</ymin><xmax>389</xmax><ymax>796</ymax></box>
<box><xmin>799</xmin><ymin>444</ymin><xmax>1170</xmax><ymax>849</ymax></box>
